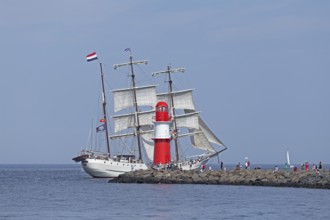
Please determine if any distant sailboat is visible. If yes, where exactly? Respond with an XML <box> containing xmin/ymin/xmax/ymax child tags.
<box><xmin>286</xmin><ymin>150</ymin><xmax>294</xmax><ymax>168</ymax></box>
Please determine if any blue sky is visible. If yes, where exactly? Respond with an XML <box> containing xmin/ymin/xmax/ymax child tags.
<box><xmin>0</xmin><ymin>0</ymin><xmax>329</xmax><ymax>164</ymax></box>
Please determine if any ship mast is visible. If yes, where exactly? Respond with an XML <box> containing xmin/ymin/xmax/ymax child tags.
<box><xmin>114</xmin><ymin>50</ymin><xmax>148</xmax><ymax>160</ymax></box>
<box><xmin>152</xmin><ymin>66</ymin><xmax>185</xmax><ymax>162</ymax></box>
<box><xmin>99</xmin><ymin>63</ymin><xmax>111</xmax><ymax>158</ymax></box>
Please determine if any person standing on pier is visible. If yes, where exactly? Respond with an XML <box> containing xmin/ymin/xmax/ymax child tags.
<box><xmin>319</xmin><ymin>161</ymin><xmax>323</xmax><ymax>170</ymax></box>
<box><xmin>305</xmin><ymin>161</ymin><xmax>309</xmax><ymax>172</ymax></box>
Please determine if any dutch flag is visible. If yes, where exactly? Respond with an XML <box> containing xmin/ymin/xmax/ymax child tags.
<box><xmin>86</xmin><ymin>52</ymin><xmax>98</xmax><ymax>62</ymax></box>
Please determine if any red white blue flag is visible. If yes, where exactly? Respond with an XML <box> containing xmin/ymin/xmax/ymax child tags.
<box><xmin>86</xmin><ymin>52</ymin><xmax>98</xmax><ymax>62</ymax></box>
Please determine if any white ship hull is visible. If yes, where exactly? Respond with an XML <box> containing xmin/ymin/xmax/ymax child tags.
<box><xmin>178</xmin><ymin>158</ymin><xmax>210</xmax><ymax>171</ymax></box>
<box><xmin>152</xmin><ymin>157</ymin><xmax>210</xmax><ymax>171</ymax></box>
<box><xmin>81</xmin><ymin>158</ymin><xmax>148</xmax><ymax>178</ymax></box>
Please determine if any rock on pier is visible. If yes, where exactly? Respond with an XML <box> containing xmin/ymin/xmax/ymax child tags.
<box><xmin>109</xmin><ymin>169</ymin><xmax>330</xmax><ymax>189</ymax></box>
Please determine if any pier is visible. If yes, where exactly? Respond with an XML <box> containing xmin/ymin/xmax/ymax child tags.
<box><xmin>109</xmin><ymin>169</ymin><xmax>330</xmax><ymax>189</ymax></box>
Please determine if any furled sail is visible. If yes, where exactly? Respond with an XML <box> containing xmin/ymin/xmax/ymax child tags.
<box><xmin>112</xmin><ymin>85</ymin><xmax>157</xmax><ymax>112</ymax></box>
<box><xmin>157</xmin><ymin>89</ymin><xmax>195</xmax><ymax>110</ymax></box>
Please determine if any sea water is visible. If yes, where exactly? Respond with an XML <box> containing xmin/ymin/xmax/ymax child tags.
<box><xmin>0</xmin><ymin>164</ymin><xmax>329</xmax><ymax>220</ymax></box>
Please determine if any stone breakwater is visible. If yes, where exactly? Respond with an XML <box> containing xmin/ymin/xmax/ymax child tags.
<box><xmin>110</xmin><ymin>169</ymin><xmax>330</xmax><ymax>189</ymax></box>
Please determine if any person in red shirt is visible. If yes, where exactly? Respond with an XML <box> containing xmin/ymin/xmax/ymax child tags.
<box><xmin>305</xmin><ymin>161</ymin><xmax>309</xmax><ymax>172</ymax></box>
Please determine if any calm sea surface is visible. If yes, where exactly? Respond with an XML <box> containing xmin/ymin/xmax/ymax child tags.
<box><xmin>1</xmin><ymin>164</ymin><xmax>330</xmax><ymax>220</ymax></box>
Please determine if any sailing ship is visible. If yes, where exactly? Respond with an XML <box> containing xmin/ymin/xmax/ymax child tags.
<box><xmin>72</xmin><ymin>51</ymin><xmax>155</xmax><ymax>178</ymax></box>
<box><xmin>73</xmin><ymin>50</ymin><xmax>227</xmax><ymax>177</ymax></box>
<box><xmin>143</xmin><ymin>65</ymin><xmax>227</xmax><ymax>171</ymax></box>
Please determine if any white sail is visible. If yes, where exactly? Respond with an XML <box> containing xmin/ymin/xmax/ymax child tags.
<box><xmin>185</xmin><ymin>109</ymin><xmax>226</xmax><ymax>147</ymax></box>
<box><xmin>287</xmin><ymin>151</ymin><xmax>291</xmax><ymax>166</ymax></box>
<box><xmin>112</xmin><ymin>85</ymin><xmax>157</xmax><ymax>112</ymax></box>
<box><xmin>175</xmin><ymin>112</ymin><xmax>200</xmax><ymax>130</ymax></box>
<box><xmin>112</xmin><ymin>110</ymin><xmax>155</xmax><ymax>133</ymax></box>
<box><xmin>157</xmin><ymin>89</ymin><xmax>195</xmax><ymax>110</ymax></box>
<box><xmin>198</xmin><ymin>116</ymin><xmax>226</xmax><ymax>147</ymax></box>
<box><xmin>140</xmin><ymin>131</ymin><xmax>154</xmax><ymax>161</ymax></box>
<box><xmin>190</xmin><ymin>131</ymin><xmax>217</xmax><ymax>152</ymax></box>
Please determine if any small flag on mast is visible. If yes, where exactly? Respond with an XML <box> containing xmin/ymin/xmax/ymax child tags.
<box><xmin>86</xmin><ymin>52</ymin><xmax>98</xmax><ymax>62</ymax></box>
<box><xmin>96</xmin><ymin>124</ymin><xmax>107</xmax><ymax>132</ymax></box>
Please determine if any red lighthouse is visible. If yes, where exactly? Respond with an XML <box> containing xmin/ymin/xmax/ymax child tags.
<box><xmin>153</xmin><ymin>101</ymin><xmax>172</xmax><ymax>165</ymax></box>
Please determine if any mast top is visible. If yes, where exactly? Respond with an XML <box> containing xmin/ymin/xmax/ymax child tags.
<box><xmin>113</xmin><ymin>49</ymin><xmax>148</xmax><ymax>70</ymax></box>
<box><xmin>114</xmin><ymin>60</ymin><xmax>148</xmax><ymax>70</ymax></box>
<box><xmin>152</xmin><ymin>66</ymin><xmax>185</xmax><ymax>77</ymax></box>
